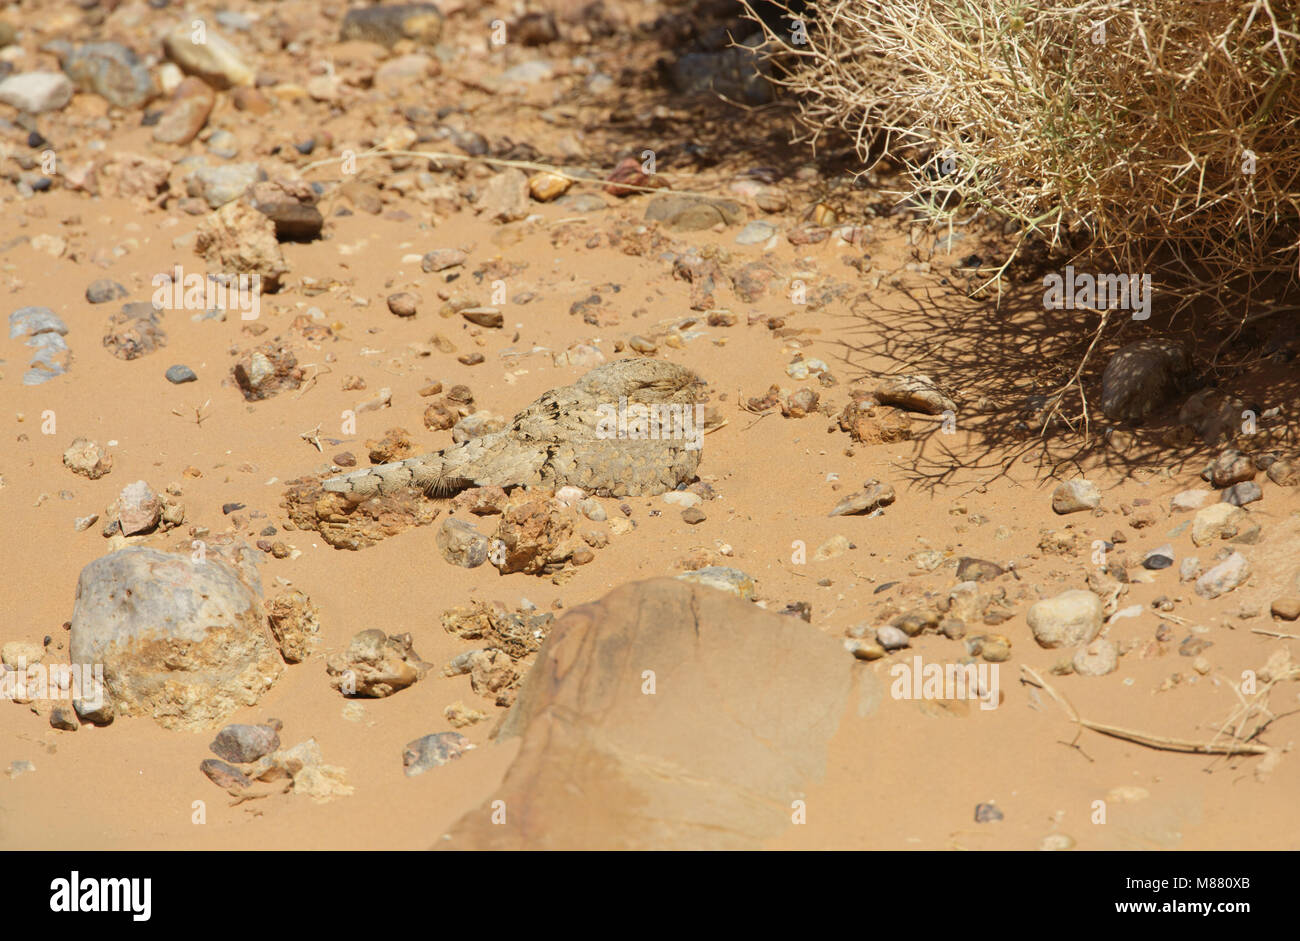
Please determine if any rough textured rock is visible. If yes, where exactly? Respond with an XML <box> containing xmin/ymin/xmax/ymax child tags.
<box><xmin>828</xmin><ymin>480</ymin><xmax>896</xmax><ymax>517</ymax></box>
<box><xmin>326</xmin><ymin>629</ymin><xmax>430</xmax><ymax>698</ymax></box>
<box><xmin>194</xmin><ymin>200</ymin><xmax>288</xmax><ymax>291</ymax></box>
<box><xmin>282</xmin><ymin>477</ymin><xmax>443</xmax><ymax>549</ymax></box>
<box><xmin>1195</xmin><ymin>552</ymin><xmax>1250</xmax><ymax>599</ymax></box>
<box><xmin>249</xmin><ymin>178</ymin><xmax>323</xmax><ymax>241</ymax></box>
<box><xmin>489</xmin><ymin>497</ymin><xmax>575</xmax><ymax>575</ymax></box>
<box><xmin>322</xmin><ymin>359</ymin><xmax>704</xmax><ymax>502</ymax></box>
<box><xmin>0</xmin><ymin>72</ymin><xmax>73</xmax><ymax>113</ymax></box>
<box><xmin>1026</xmin><ymin>590</ymin><xmax>1103</xmax><ymax>649</ymax></box>
<box><xmin>403</xmin><ymin>731</ymin><xmax>471</xmax><ymax>777</ymax></box>
<box><xmin>264</xmin><ymin>589</ymin><xmax>319</xmax><ymax>663</ymax></box>
<box><xmin>476</xmin><ymin>168</ymin><xmax>530</xmax><ymax>223</ymax></box>
<box><xmin>63</xmin><ymin>437</ymin><xmax>112</xmax><ymax>480</ymax></box>
<box><xmin>437</xmin><ymin>517</ymin><xmax>489</xmax><ymax>568</ymax></box>
<box><xmin>838</xmin><ymin>399</ymin><xmax>911</xmax><ymax>444</ymax></box>
<box><xmin>63</xmin><ymin>42</ymin><xmax>156</xmax><ymax>109</ymax></box>
<box><xmin>102</xmin><ymin>303</ymin><xmax>166</xmax><ymax>360</ymax></box>
<box><xmin>340</xmin><ymin>4</ymin><xmax>443</xmax><ymax>47</ymax></box>
<box><xmin>1052</xmin><ymin>479</ymin><xmax>1101</xmax><ymax>514</ymax></box>
<box><xmin>1191</xmin><ymin>503</ymin><xmax>1245</xmax><ymax>546</ymax></box>
<box><xmin>441</xmin><ymin>601</ymin><xmax>555</xmax><ymax>660</ymax></box>
<box><xmin>151</xmin><ymin>77</ymin><xmax>214</xmax><ymax>145</ymax></box>
<box><xmin>1100</xmin><ymin>339</ymin><xmax>1191</xmax><ymax>422</ymax></box>
<box><xmin>438</xmin><ymin>579</ymin><xmax>856</xmax><ymax>850</ymax></box>
<box><xmin>210</xmin><ymin>723</ymin><xmax>280</xmax><ymax>763</ymax></box>
<box><xmin>115</xmin><ymin>480</ymin><xmax>161</xmax><ymax>535</ymax></box>
<box><xmin>232</xmin><ymin>344</ymin><xmax>302</xmax><ymax>400</ymax></box>
<box><xmin>68</xmin><ymin>543</ymin><xmax>282</xmax><ymax>730</ymax></box>
<box><xmin>874</xmin><ymin>375</ymin><xmax>956</xmax><ymax>415</ymax></box>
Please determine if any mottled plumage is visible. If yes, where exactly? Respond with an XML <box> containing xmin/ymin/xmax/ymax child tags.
<box><xmin>322</xmin><ymin>359</ymin><xmax>705</xmax><ymax>499</ymax></box>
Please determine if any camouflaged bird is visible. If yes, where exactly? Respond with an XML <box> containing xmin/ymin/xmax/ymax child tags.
<box><xmin>322</xmin><ymin>359</ymin><xmax>705</xmax><ymax>499</ymax></box>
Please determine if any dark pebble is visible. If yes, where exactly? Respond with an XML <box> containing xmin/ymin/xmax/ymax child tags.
<box><xmin>294</xmin><ymin>139</ymin><xmax>315</xmax><ymax>155</ymax></box>
<box><xmin>333</xmin><ymin>451</ymin><xmax>356</xmax><ymax>467</ymax></box>
<box><xmin>974</xmin><ymin>802</ymin><xmax>1004</xmax><ymax>823</ymax></box>
<box><xmin>221</xmin><ymin>502</ymin><xmax>245</xmax><ymax>515</ymax></box>
<box><xmin>209</xmin><ymin>723</ymin><xmax>280</xmax><ymax>764</ymax></box>
<box><xmin>200</xmin><ymin>758</ymin><xmax>250</xmax><ymax>790</ymax></box>
<box><xmin>50</xmin><ymin>705</ymin><xmax>80</xmax><ymax>731</ymax></box>
<box><xmin>165</xmin><ymin>364</ymin><xmax>197</xmax><ymax>383</ymax></box>
<box><xmin>85</xmin><ymin>278</ymin><xmax>127</xmax><ymax>304</ymax></box>
<box><xmin>27</xmin><ymin>131</ymin><xmax>47</xmax><ymax>148</ymax></box>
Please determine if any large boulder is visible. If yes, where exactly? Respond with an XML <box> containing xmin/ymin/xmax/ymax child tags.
<box><xmin>69</xmin><ymin>544</ymin><xmax>283</xmax><ymax>730</ymax></box>
<box><xmin>1100</xmin><ymin>339</ymin><xmax>1192</xmax><ymax>422</ymax></box>
<box><xmin>438</xmin><ymin>578</ymin><xmax>856</xmax><ymax>849</ymax></box>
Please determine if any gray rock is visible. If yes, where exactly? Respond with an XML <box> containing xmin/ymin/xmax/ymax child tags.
<box><xmin>1027</xmin><ymin>590</ymin><xmax>1103</xmax><ymax>648</ymax></box>
<box><xmin>436</xmin><ymin>517</ymin><xmax>489</xmax><ymax>568</ymax></box>
<box><xmin>63</xmin><ymin>42</ymin><xmax>155</xmax><ymax>109</ymax></box>
<box><xmin>554</xmin><ymin>192</ymin><xmax>608</xmax><ymax>213</ymax></box>
<box><xmin>1100</xmin><ymin>339</ymin><xmax>1191</xmax><ymax>422</ymax></box>
<box><xmin>210</xmin><ymin>723</ymin><xmax>280</xmax><ymax>763</ymax></box>
<box><xmin>188</xmin><ymin>162</ymin><xmax>265</xmax><ymax>209</ymax></box>
<box><xmin>0</xmin><ymin>72</ymin><xmax>73</xmax><ymax>113</ymax></box>
<box><xmin>1142</xmin><ymin>545</ymin><xmax>1174</xmax><ymax>570</ymax></box>
<box><xmin>1222</xmin><ymin>480</ymin><xmax>1262</xmax><ymax>506</ymax></box>
<box><xmin>1195</xmin><ymin>552</ymin><xmax>1250</xmax><ymax>599</ymax></box>
<box><xmin>49</xmin><ymin>705</ymin><xmax>80</xmax><ymax>731</ymax></box>
<box><xmin>165</xmin><ymin>364</ymin><xmax>197</xmax><ymax>384</ymax></box>
<box><xmin>9</xmin><ymin>306</ymin><xmax>67</xmax><ymax>339</ymax></box>
<box><xmin>646</xmin><ymin>193</ymin><xmax>746</xmax><ymax>231</ymax></box>
<box><xmin>956</xmin><ymin>557</ymin><xmax>1004</xmax><ymax>582</ymax></box>
<box><xmin>200</xmin><ymin>757</ymin><xmax>250</xmax><ymax>789</ymax></box>
<box><xmin>85</xmin><ymin>279</ymin><xmax>127</xmax><ymax>304</ymax></box>
<box><xmin>671</xmin><ymin>36</ymin><xmax>774</xmax><ymax>106</ymax></box>
<box><xmin>1170</xmin><ymin>489</ymin><xmax>1211</xmax><ymax>511</ymax></box>
<box><xmin>402</xmin><ymin>731</ymin><xmax>471</xmax><ymax>777</ymax></box>
<box><xmin>476</xmin><ymin>168</ymin><xmax>530</xmax><ymax>223</ymax></box>
<box><xmin>1052</xmin><ymin>478</ymin><xmax>1101</xmax><ymax>514</ymax></box>
<box><xmin>339</xmin><ymin>4</ymin><xmax>443</xmax><ymax>47</ymax></box>
<box><xmin>1179</xmin><ymin>557</ymin><xmax>1200</xmax><ymax>582</ymax></box>
<box><xmin>421</xmin><ymin>248</ymin><xmax>466</xmax><ymax>272</ymax></box>
<box><xmin>735</xmin><ymin>221</ymin><xmax>777</xmax><ymax>244</ymax></box>
<box><xmin>206</xmin><ymin>129</ymin><xmax>239</xmax><ymax>159</ymax></box>
<box><xmin>502</xmin><ymin>60</ymin><xmax>554</xmax><ymax>85</ymax></box>
<box><xmin>875</xmin><ymin>625</ymin><xmax>910</xmax><ymax>650</ymax></box>
<box><xmin>69</xmin><ymin>544</ymin><xmax>281</xmax><ymax>730</ymax></box>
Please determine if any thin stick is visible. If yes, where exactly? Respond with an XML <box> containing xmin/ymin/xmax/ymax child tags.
<box><xmin>1253</xmin><ymin>628</ymin><xmax>1300</xmax><ymax>640</ymax></box>
<box><xmin>1020</xmin><ymin>665</ymin><xmax>1270</xmax><ymax>756</ymax></box>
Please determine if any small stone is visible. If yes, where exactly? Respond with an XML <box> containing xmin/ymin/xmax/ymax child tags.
<box><xmin>421</xmin><ymin>249</ymin><xmax>467</xmax><ymax>272</ymax></box>
<box><xmin>974</xmin><ymin>802</ymin><xmax>1004</xmax><ymax>823</ymax></box>
<box><xmin>1191</xmin><ymin>503</ymin><xmax>1245</xmax><ymax>546</ymax></box>
<box><xmin>1195</xmin><ymin>552</ymin><xmax>1250</xmax><ymax>599</ymax></box>
<box><xmin>1170</xmin><ymin>489</ymin><xmax>1212</xmax><ymax>511</ymax></box>
<box><xmin>403</xmin><ymin>731</ymin><xmax>471</xmax><ymax>777</ymax></box>
<box><xmin>814</xmin><ymin>535</ymin><xmax>851</xmax><ymax>561</ymax></box>
<box><xmin>1270</xmin><ymin>597</ymin><xmax>1300</xmax><ymax>621</ymax></box>
<box><xmin>528</xmin><ymin>171</ymin><xmax>571</xmax><ymax>202</ymax></box>
<box><xmin>1179</xmin><ymin>557</ymin><xmax>1200</xmax><ymax>582</ymax></box>
<box><xmin>165</xmin><ymin>364</ymin><xmax>197</xmax><ymax>384</ymax></box>
<box><xmin>681</xmin><ymin>507</ymin><xmax>706</xmax><ymax>525</ymax></box>
<box><xmin>1052</xmin><ymin>479</ymin><xmax>1101</xmax><ymax>514</ymax></box>
<box><xmin>49</xmin><ymin>705</ymin><xmax>80</xmax><ymax>732</ymax></box>
<box><xmin>85</xmin><ymin>280</ymin><xmax>127</xmax><ymax>304</ymax></box>
<box><xmin>387</xmin><ymin>292</ymin><xmax>420</xmax><ymax>317</ymax></box>
<box><xmin>1142</xmin><ymin>545</ymin><xmax>1174</xmax><ymax>570</ymax></box>
<box><xmin>1266</xmin><ymin>459</ymin><xmax>1298</xmax><ymax>487</ymax></box>
<box><xmin>340</xmin><ymin>4</ymin><xmax>443</xmax><ymax>47</ymax></box>
<box><xmin>437</xmin><ymin>517</ymin><xmax>489</xmax><ymax>568</ymax></box>
<box><xmin>444</xmin><ymin>701</ymin><xmax>487</xmax><ymax>728</ymax></box>
<box><xmin>1027</xmin><ymin>590</ymin><xmax>1103</xmax><ymax>649</ymax></box>
<box><xmin>189</xmin><ymin>162</ymin><xmax>265</xmax><ymax>209</ymax></box>
<box><xmin>876</xmin><ymin>625</ymin><xmax>910</xmax><ymax>650</ymax></box>
<box><xmin>956</xmin><ymin>557</ymin><xmax>1003</xmax><ymax>582</ymax></box>
<box><xmin>828</xmin><ymin>481</ymin><xmax>896</xmax><ymax>517</ymax></box>
<box><xmin>460</xmin><ymin>307</ymin><xmax>503</xmax><ymax>328</ymax></box>
<box><xmin>63</xmin><ymin>438</ymin><xmax>112</xmax><ymax>480</ymax></box>
<box><xmin>1221</xmin><ymin>480</ymin><xmax>1262</xmax><ymax>506</ymax></box>
<box><xmin>676</xmin><ymin>566</ymin><xmax>756</xmax><ymax>600</ymax></box>
<box><xmin>162</xmin><ymin>21</ymin><xmax>255</xmax><ymax>89</ymax></box>
<box><xmin>151</xmin><ymin>77</ymin><xmax>214</xmax><ymax>145</ymax></box>
<box><xmin>210</xmin><ymin>723</ymin><xmax>280</xmax><ymax>763</ymax></box>
<box><xmin>2</xmin><ymin>641</ymin><xmax>43</xmax><ymax>667</ymax></box>
<box><xmin>0</xmin><ymin>72</ymin><xmax>74</xmax><ymax>113</ymax></box>
<box><xmin>736</xmin><ymin>221</ymin><xmax>777</xmax><ymax>245</ymax></box>
<box><xmin>1072</xmin><ymin>638</ymin><xmax>1118</xmax><ymax>676</ymax></box>
<box><xmin>200</xmin><ymin>758</ymin><xmax>250</xmax><ymax>790</ymax></box>
<box><xmin>1210</xmin><ymin>449</ymin><xmax>1256</xmax><ymax>488</ymax></box>
<box><xmin>117</xmin><ymin>480</ymin><xmax>161</xmax><ymax>535</ymax></box>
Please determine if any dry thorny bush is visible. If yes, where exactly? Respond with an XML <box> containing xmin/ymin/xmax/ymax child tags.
<box><xmin>742</xmin><ymin>0</ymin><xmax>1300</xmax><ymax>352</ymax></box>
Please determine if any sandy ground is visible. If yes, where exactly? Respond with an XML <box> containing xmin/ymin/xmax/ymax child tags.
<box><xmin>2</xmin><ymin>0</ymin><xmax>1299</xmax><ymax>850</ymax></box>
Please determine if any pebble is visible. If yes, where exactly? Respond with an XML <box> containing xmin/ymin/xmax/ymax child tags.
<box><xmin>85</xmin><ymin>280</ymin><xmax>126</xmax><ymax>304</ymax></box>
<box><xmin>422</xmin><ymin>249</ymin><xmax>467</xmax><ymax>272</ymax></box>
<box><xmin>387</xmin><ymin>292</ymin><xmax>420</xmax><ymax>317</ymax></box>
<box><xmin>210</xmin><ymin>723</ymin><xmax>280</xmax><ymax>763</ymax></box>
<box><xmin>1195</xmin><ymin>552</ymin><xmax>1250</xmax><ymax>599</ymax></box>
<box><xmin>1209</xmin><ymin>449</ymin><xmax>1256</xmax><ymax>487</ymax></box>
<box><xmin>460</xmin><ymin>307</ymin><xmax>503</xmax><ymax>328</ymax></box>
<box><xmin>49</xmin><ymin>705</ymin><xmax>80</xmax><ymax>732</ymax></box>
<box><xmin>165</xmin><ymin>364</ymin><xmax>197</xmax><ymax>384</ymax></box>
<box><xmin>0</xmin><ymin>72</ymin><xmax>73</xmax><ymax>113</ymax></box>
<box><xmin>162</xmin><ymin>21</ymin><xmax>255</xmax><ymax>88</ymax></box>
<box><xmin>663</xmin><ymin>491</ymin><xmax>701</xmax><ymax>509</ymax></box>
<box><xmin>974</xmin><ymin>802</ymin><xmax>1004</xmax><ymax>823</ymax></box>
<box><xmin>189</xmin><ymin>162</ymin><xmax>264</xmax><ymax>208</ymax></box>
<box><xmin>1221</xmin><ymin>480</ymin><xmax>1262</xmax><ymax>506</ymax></box>
<box><xmin>63</xmin><ymin>42</ymin><xmax>155</xmax><ymax>109</ymax></box>
<box><xmin>579</xmin><ymin>498</ymin><xmax>607</xmax><ymax>522</ymax></box>
<box><xmin>1072</xmin><ymin>638</ymin><xmax>1118</xmax><ymax>676</ymax></box>
<box><xmin>828</xmin><ymin>481</ymin><xmax>896</xmax><ymax>517</ymax></box>
<box><xmin>117</xmin><ymin>480</ymin><xmax>161</xmax><ymax>535</ymax></box>
<box><xmin>200</xmin><ymin>758</ymin><xmax>250</xmax><ymax>790</ymax></box>
<box><xmin>340</xmin><ymin>4</ymin><xmax>444</xmax><ymax>47</ymax></box>
<box><xmin>736</xmin><ymin>221</ymin><xmax>777</xmax><ymax>245</ymax></box>
<box><xmin>1142</xmin><ymin>545</ymin><xmax>1174</xmax><ymax>570</ymax></box>
<box><xmin>1026</xmin><ymin>590</ymin><xmax>1103</xmax><ymax>648</ymax></box>
<box><xmin>403</xmin><ymin>731</ymin><xmax>471</xmax><ymax>777</ymax></box>
<box><xmin>676</xmin><ymin>566</ymin><xmax>756</xmax><ymax>600</ymax></box>
<box><xmin>681</xmin><ymin>507</ymin><xmax>706</xmax><ymax>525</ymax></box>
<box><xmin>1170</xmin><ymin>489</ymin><xmax>1211</xmax><ymax>511</ymax></box>
<box><xmin>876</xmin><ymin>625</ymin><xmax>910</xmax><ymax>650</ymax></box>
<box><xmin>1191</xmin><ymin>503</ymin><xmax>1245</xmax><ymax>546</ymax></box>
<box><xmin>1271</xmin><ymin>597</ymin><xmax>1300</xmax><ymax>621</ymax></box>
<box><xmin>1052</xmin><ymin>478</ymin><xmax>1101</xmax><ymax>514</ymax></box>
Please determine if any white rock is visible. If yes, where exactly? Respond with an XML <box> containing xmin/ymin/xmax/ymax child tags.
<box><xmin>1195</xmin><ymin>552</ymin><xmax>1250</xmax><ymax>599</ymax></box>
<box><xmin>1027</xmin><ymin>589</ymin><xmax>1103</xmax><ymax>648</ymax></box>
<box><xmin>0</xmin><ymin>72</ymin><xmax>74</xmax><ymax>113</ymax></box>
